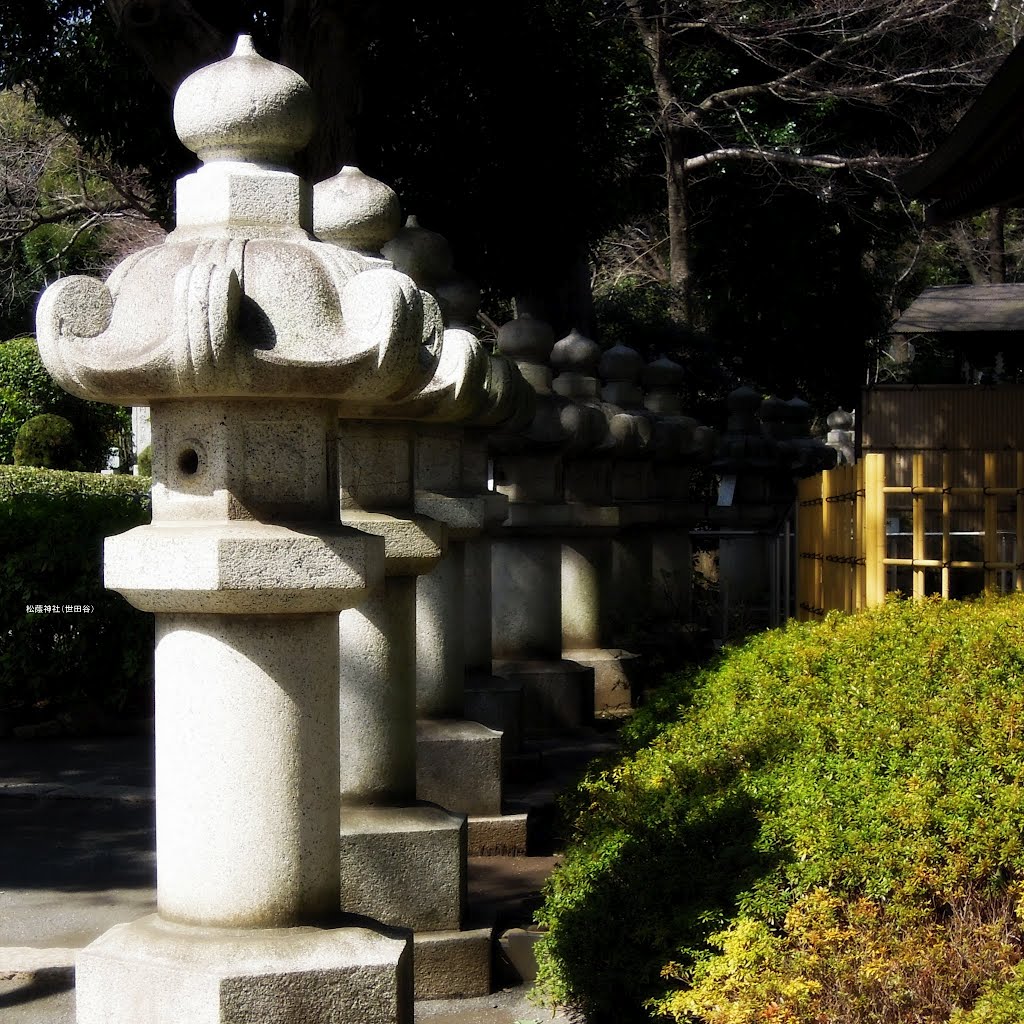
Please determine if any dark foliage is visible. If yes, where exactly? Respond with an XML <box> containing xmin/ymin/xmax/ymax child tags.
<box><xmin>13</xmin><ymin>413</ymin><xmax>77</xmax><ymax>469</ymax></box>
<box><xmin>0</xmin><ymin>466</ymin><xmax>152</xmax><ymax>717</ymax></box>
<box><xmin>0</xmin><ymin>338</ymin><xmax>127</xmax><ymax>470</ymax></box>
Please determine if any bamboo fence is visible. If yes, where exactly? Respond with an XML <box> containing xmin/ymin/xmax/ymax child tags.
<box><xmin>796</xmin><ymin>451</ymin><xmax>1024</xmax><ymax>619</ymax></box>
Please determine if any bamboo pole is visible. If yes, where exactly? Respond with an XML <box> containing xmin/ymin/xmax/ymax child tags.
<box><xmin>984</xmin><ymin>452</ymin><xmax>998</xmax><ymax>592</ymax></box>
<box><xmin>821</xmin><ymin>466</ymin><xmax>833</xmax><ymax>615</ymax></box>
<box><xmin>847</xmin><ymin>464</ymin><xmax>856</xmax><ymax>614</ymax></box>
<box><xmin>884</xmin><ymin>558</ymin><xmax>1016</xmax><ymax>569</ymax></box>
<box><xmin>912</xmin><ymin>454</ymin><xmax>925</xmax><ymax>600</ymax></box>
<box><xmin>884</xmin><ymin>485</ymin><xmax>1018</xmax><ymax>495</ymax></box>
<box><xmin>1017</xmin><ymin>452</ymin><xmax>1024</xmax><ymax>593</ymax></box>
<box><xmin>864</xmin><ymin>453</ymin><xmax>886</xmax><ymax>607</ymax></box>
<box><xmin>855</xmin><ymin>459</ymin><xmax>866</xmax><ymax>611</ymax></box>
<box><xmin>941</xmin><ymin>452</ymin><xmax>950</xmax><ymax>601</ymax></box>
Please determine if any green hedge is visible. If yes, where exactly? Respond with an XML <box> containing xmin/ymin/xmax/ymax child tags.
<box><xmin>534</xmin><ymin>596</ymin><xmax>1024</xmax><ymax>1024</ymax></box>
<box><xmin>0</xmin><ymin>337</ymin><xmax>128</xmax><ymax>470</ymax></box>
<box><xmin>0</xmin><ymin>466</ymin><xmax>153</xmax><ymax>716</ymax></box>
<box><xmin>14</xmin><ymin>413</ymin><xmax>78</xmax><ymax>469</ymax></box>
<box><xmin>137</xmin><ymin>444</ymin><xmax>152</xmax><ymax>478</ymax></box>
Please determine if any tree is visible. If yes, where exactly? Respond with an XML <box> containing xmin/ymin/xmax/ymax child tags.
<box><xmin>605</xmin><ymin>0</ymin><xmax>1014</xmax><ymax>324</ymax></box>
<box><xmin>0</xmin><ymin>89</ymin><xmax>161</xmax><ymax>338</ymax></box>
<box><xmin>3</xmin><ymin>2</ymin><xmax>1015</xmax><ymax>414</ymax></box>
<box><xmin>0</xmin><ymin>1</ymin><xmax>638</xmax><ymax>330</ymax></box>
<box><xmin>0</xmin><ymin>337</ymin><xmax>129</xmax><ymax>470</ymax></box>
<box><xmin>592</xmin><ymin>167</ymin><xmax>920</xmax><ymax>414</ymax></box>
<box><xmin>565</xmin><ymin>0</ymin><xmax>1024</xmax><ymax>413</ymax></box>
<box><xmin>940</xmin><ymin>206</ymin><xmax>1024</xmax><ymax>285</ymax></box>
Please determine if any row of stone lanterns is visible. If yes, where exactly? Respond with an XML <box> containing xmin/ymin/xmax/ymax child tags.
<box><xmin>36</xmin><ymin>36</ymin><xmax>520</xmax><ymax>1024</ymax></box>
<box><xmin>477</xmin><ymin>318</ymin><xmax>717</xmax><ymax>731</ymax></box>
<box><xmin>35</xmin><ymin>37</ymin><xmax>837</xmax><ymax>1024</ymax></box>
<box><xmin>315</xmin><ymin>182</ymin><xmax>515</xmax><ymax>992</ymax></box>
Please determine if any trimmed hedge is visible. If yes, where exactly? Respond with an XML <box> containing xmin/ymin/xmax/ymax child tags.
<box><xmin>137</xmin><ymin>444</ymin><xmax>152</xmax><ymax>478</ymax></box>
<box><xmin>14</xmin><ymin>413</ymin><xmax>78</xmax><ymax>469</ymax></box>
<box><xmin>534</xmin><ymin>596</ymin><xmax>1024</xmax><ymax>1024</ymax></box>
<box><xmin>0</xmin><ymin>466</ymin><xmax>153</xmax><ymax>716</ymax></box>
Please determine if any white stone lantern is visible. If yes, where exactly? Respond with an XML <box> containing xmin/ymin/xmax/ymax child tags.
<box><xmin>35</xmin><ymin>36</ymin><xmax>444</xmax><ymax>1024</ymax></box>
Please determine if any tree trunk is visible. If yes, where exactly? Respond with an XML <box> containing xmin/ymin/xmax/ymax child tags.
<box><xmin>103</xmin><ymin>0</ymin><xmax>228</xmax><ymax>93</ymax></box>
<box><xmin>280</xmin><ymin>0</ymin><xmax>362</xmax><ymax>181</ymax></box>
<box><xmin>626</xmin><ymin>4</ymin><xmax>694</xmax><ymax>326</ymax></box>
<box><xmin>951</xmin><ymin>222</ymin><xmax>988</xmax><ymax>285</ymax></box>
<box><xmin>989</xmin><ymin>206</ymin><xmax>1007</xmax><ymax>283</ymax></box>
<box><xmin>664</xmin><ymin>126</ymin><xmax>692</xmax><ymax>324</ymax></box>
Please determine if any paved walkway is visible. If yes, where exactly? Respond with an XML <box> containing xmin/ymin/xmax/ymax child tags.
<box><xmin>0</xmin><ymin>735</ymin><xmax>593</xmax><ymax>1023</ymax></box>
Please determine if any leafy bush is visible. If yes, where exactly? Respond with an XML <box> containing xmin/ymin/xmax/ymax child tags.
<box><xmin>137</xmin><ymin>444</ymin><xmax>151</xmax><ymax>477</ymax></box>
<box><xmin>14</xmin><ymin>413</ymin><xmax>77</xmax><ymax>469</ymax></box>
<box><xmin>0</xmin><ymin>337</ymin><xmax>129</xmax><ymax>470</ymax></box>
<box><xmin>0</xmin><ymin>466</ymin><xmax>153</xmax><ymax>717</ymax></box>
<box><xmin>533</xmin><ymin>596</ymin><xmax>1024</xmax><ymax>1024</ymax></box>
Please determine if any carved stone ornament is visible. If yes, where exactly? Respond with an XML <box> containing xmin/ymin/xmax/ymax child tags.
<box><xmin>36</xmin><ymin>35</ymin><xmax>440</xmax><ymax>409</ymax></box>
<box><xmin>310</xmin><ymin>211</ymin><xmax>533</xmax><ymax>428</ymax></box>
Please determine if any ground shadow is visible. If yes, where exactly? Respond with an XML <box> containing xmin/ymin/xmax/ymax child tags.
<box><xmin>0</xmin><ymin>799</ymin><xmax>154</xmax><ymax>892</ymax></box>
<box><xmin>0</xmin><ymin>974</ymin><xmax>74</xmax><ymax>1010</ymax></box>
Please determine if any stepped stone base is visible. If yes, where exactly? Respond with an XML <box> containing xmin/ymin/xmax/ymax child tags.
<box><xmin>0</xmin><ymin>946</ymin><xmax>76</xmax><ymax>984</ymax></box>
<box><xmin>563</xmin><ymin>647</ymin><xmax>640</xmax><ymax>714</ymax></box>
<box><xmin>416</xmin><ymin>719</ymin><xmax>502</xmax><ymax>816</ymax></box>
<box><xmin>464</xmin><ymin>673</ymin><xmax>523</xmax><ymax>756</ymax></box>
<box><xmin>75</xmin><ymin>914</ymin><xmax>411</xmax><ymax>1024</ymax></box>
<box><xmin>413</xmin><ymin>927</ymin><xmax>492</xmax><ymax>1000</ymax></box>
<box><xmin>339</xmin><ymin>804</ymin><xmax>465</xmax><ymax>933</ymax></box>
<box><xmin>467</xmin><ymin>812</ymin><xmax>529</xmax><ymax>857</ymax></box>
<box><xmin>491</xmin><ymin>659</ymin><xmax>595</xmax><ymax>734</ymax></box>
<box><xmin>498</xmin><ymin>926</ymin><xmax>545</xmax><ymax>985</ymax></box>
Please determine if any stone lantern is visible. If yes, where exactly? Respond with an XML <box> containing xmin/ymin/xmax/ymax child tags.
<box><xmin>313</xmin><ymin>192</ymin><xmax>534</xmax><ymax>987</ymax></box>
<box><xmin>551</xmin><ymin>328</ymin><xmax>639</xmax><ymax>712</ymax></box>
<box><xmin>35</xmin><ymin>36</ymin><xmax>447</xmax><ymax>1024</ymax></box>
<box><xmin>489</xmin><ymin>314</ymin><xmax>596</xmax><ymax>732</ymax></box>
<box><xmin>825</xmin><ymin>407</ymin><xmax>856</xmax><ymax>465</ymax></box>
<box><xmin>598</xmin><ymin>343</ymin><xmax>658</xmax><ymax>634</ymax></box>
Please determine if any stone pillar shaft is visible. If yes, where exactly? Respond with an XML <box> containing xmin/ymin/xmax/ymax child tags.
<box><xmin>141</xmin><ymin>398</ymin><xmax>350</xmax><ymax>928</ymax></box>
<box><xmin>463</xmin><ymin>536</ymin><xmax>493</xmax><ymax>672</ymax></box>
<box><xmin>561</xmin><ymin>538</ymin><xmax>608</xmax><ymax>650</ymax></box>
<box><xmin>156</xmin><ymin>613</ymin><xmax>340</xmax><ymax>928</ymax></box>
<box><xmin>416</xmin><ymin>543</ymin><xmax>466</xmax><ymax>718</ymax></box>
<box><xmin>338</xmin><ymin>421</ymin><xmax>442</xmax><ymax>809</ymax></box>
<box><xmin>491</xmin><ymin>537</ymin><xmax>562</xmax><ymax>659</ymax></box>
<box><xmin>338</xmin><ymin>577</ymin><xmax>417</xmax><ymax>805</ymax></box>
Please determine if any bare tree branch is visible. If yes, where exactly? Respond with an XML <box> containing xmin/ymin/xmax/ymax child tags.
<box><xmin>0</xmin><ymin>87</ymin><xmax>162</xmax><ymax>331</ymax></box>
<box><xmin>606</xmin><ymin>0</ymin><xmax>1013</xmax><ymax>322</ymax></box>
<box><xmin>683</xmin><ymin>147</ymin><xmax>926</xmax><ymax>174</ymax></box>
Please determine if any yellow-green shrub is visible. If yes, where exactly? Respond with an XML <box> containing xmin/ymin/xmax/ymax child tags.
<box><xmin>533</xmin><ymin>596</ymin><xmax>1024</xmax><ymax>1024</ymax></box>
